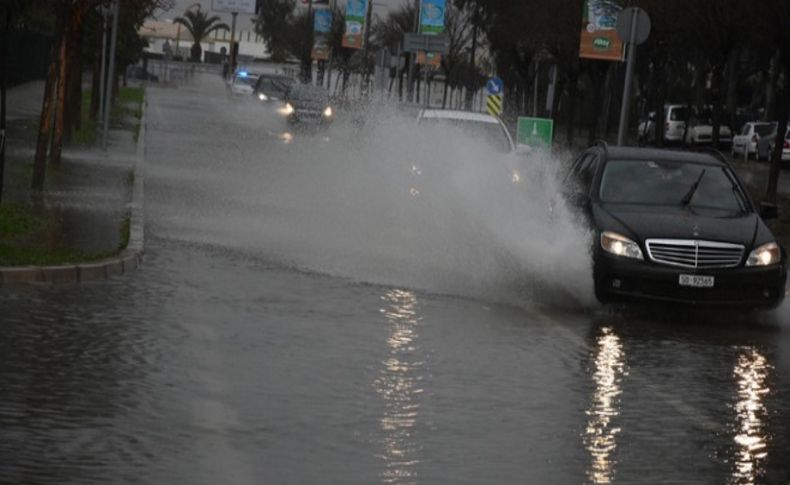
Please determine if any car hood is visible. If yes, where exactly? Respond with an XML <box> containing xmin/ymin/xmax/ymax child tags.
<box><xmin>595</xmin><ymin>203</ymin><xmax>759</xmax><ymax>246</ymax></box>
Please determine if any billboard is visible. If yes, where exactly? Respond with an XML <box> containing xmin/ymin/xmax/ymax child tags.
<box><xmin>312</xmin><ymin>9</ymin><xmax>332</xmax><ymax>60</ymax></box>
<box><xmin>579</xmin><ymin>0</ymin><xmax>624</xmax><ymax>61</ymax></box>
<box><xmin>342</xmin><ymin>0</ymin><xmax>368</xmax><ymax>49</ymax></box>
<box><xmin>420</xmin><ymin>0</ymin><xmax>446</xmax><ymax>34</ymax></box>
<box><xmin>211</xmin><ymin>0</ymin><xmax>256</xmax><ymax>15</ymax></box>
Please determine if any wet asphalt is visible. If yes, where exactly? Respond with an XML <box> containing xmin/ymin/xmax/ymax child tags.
<box><xmin>1</xmin><ymin>74</ymin><xmax>790</xmax><ymax>485</ymax></box>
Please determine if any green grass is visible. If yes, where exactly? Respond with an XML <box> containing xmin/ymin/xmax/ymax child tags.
<box><xmin>73</xmin><ymin>86</ymin><xmax>144</xmax><ymax>146</ymax></box>
<box><xmin>0</xmin><ymin>203</ymin><xmax>131</xmax><ymax>266</ymax></box>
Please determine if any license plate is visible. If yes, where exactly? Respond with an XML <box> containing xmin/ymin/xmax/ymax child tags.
<box><xmin>679</xmin><ymin>274</ymin><xmax>715</xmax><ymax>288</ymax></box>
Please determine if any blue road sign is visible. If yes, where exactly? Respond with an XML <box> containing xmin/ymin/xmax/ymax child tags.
<box><xmin>486</xmin><ymin>77</ymin><xmax>504</xmax><ymax>96</ymax></box>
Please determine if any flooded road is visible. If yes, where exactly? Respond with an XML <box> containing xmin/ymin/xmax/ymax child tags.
<box><xmin>2</xmin><ymin>74</ymin><xmax>790</xmax><ymax>484</ymax></box>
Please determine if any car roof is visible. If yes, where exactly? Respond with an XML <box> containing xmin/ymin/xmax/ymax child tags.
<box><xmin>603</xmin><ymin>146</ymin><xmax>727</xmax><ymax>167</ymax></box>
<box><xmin>420</xmin><ymin>109</ymin><xmax>501</xmax><ymax>124</ymax></box>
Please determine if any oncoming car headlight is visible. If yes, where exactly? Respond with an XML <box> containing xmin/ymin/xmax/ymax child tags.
<box><xmin>601</xmin><ymin>231</ymin><xmax>644</xmax><ymax>260</ymax></box>
<box><xmin>258</xmin><ymin>93</ymin><xmax>268</xmax><ymax>101</ymax></box>
<box><xmin>279</xmin><ymin>103</ymin><xmax>295</xmax><ymax>116</ymax></box>
<box><xmin>323</xmin><ymin>106</ymin><xmax>333</xmax><ymax>118</ymax></box>
<box><xmin>746</xmin><ymin>242</ymin><xmax>781</xmax><ymax>267</ymax></box>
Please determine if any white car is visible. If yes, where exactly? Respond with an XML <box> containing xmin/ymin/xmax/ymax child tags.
<box><xmin>417</xmin><ymin>109</ymin><xmax>515</xmax><ymax>153</ymax></box>
<box><xmin>229</xmin><ymin>71</ymin><xmax>259</xmax><ymax>95</ymax></box>
<box><xmin>638</xmin><ymin>104</ymin><xmax>688</xmax><ymax>144</ymax></box>
<box><xmin>732</xmin><ymin>122</ymin><xmax>777</xmax><ymax>160</ymax></box>
<box><xmin>768</xmin><ymin>126</ymin><xmax>790</xmax><ymax>162</ymax></box>
<box><xmin>685</xmin><ymin>120</ymin><xmax>732</xmax><ymax>146</ymax></box>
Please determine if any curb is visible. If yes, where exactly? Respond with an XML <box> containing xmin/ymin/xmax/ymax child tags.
<box><xmin>0</xmin><ymin>95</ymin><xmax>146</xmax><ymax>286</ymax></box>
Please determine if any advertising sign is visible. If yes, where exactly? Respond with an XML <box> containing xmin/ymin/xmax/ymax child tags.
<box><xmin>312</xmin><ymin>9</ymin><xmax>332</xmax><ymax>60</ymax></box>
<box><xmin>342</xmin><ymin>0</ymin><xmax>368</xmax><ymax>49</ymax></box>
<box><xmin>420</xmin><ymin>0</ymin><xmax>446</xmax><ymax>34</ymax></box>
<box><xmin>517</xmin><ymin>117</ymin><xmax>554</xmax><ymax>150</ymax></box>
<box><xmin>579</xmin><ymin>0</ymin><xmax>624</xmax><ymax>61</ymax></box>
<box><xmin>211</xmin><ymin>0</ymin><xmax>256</xmax><ymax>15</ymax></box>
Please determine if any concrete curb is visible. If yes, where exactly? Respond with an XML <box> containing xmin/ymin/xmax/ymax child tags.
<box><xmin>0</xmin><ymin>95</ymin><xmax>146</xmax><ymax>286</ymax></box>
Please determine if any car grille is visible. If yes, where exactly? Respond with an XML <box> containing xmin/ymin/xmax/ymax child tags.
<box><xmin>645</xmin><ymin>239</ymin><xmax>744</xmax><ymax>269</ymax></box>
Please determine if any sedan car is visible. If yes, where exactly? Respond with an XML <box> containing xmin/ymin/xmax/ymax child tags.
<box><xmin>416</xmin><ymin>109</ymin><xmax>515</xmax><ymax>153</ymax></box>
<box><xmin>732</xmin><ymin>121</ymin><xmax>776</xmax><ymax>160</ymax></box>
<box><xmin>252</xmin><ymin>73</ymin><xmax>294</xmax><ymax>103</ymax></box>
<box><xmin>565</xmin><ymin>143</ymin><xmax>786</xmax><ymax>308</ymax></box>
<box><xmin>229</xmin><ymin>71</ymin><xmax>260</xmax><ymax>95</ymax></box>
<box><xmin>279</xmin><ymin>84</ymin><xmax>334</xmax><ymax>126</ymax></box>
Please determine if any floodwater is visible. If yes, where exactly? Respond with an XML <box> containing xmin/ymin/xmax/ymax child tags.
<box><xmin>2</xmin><ymin>73</ymin><xmax>789</xmax><ymax>484</ymax></box>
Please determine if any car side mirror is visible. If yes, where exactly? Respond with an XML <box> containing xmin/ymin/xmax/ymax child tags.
<box><xmin>760</xmin><ymin>201</ymin><xmax>778</xmax><ymax>220</ymax></box>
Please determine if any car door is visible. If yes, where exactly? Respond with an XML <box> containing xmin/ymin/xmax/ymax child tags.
<box><xmin>733</xmin><ymin>124</ymin><xmax>750</xmax><ymax>153</ymax></box>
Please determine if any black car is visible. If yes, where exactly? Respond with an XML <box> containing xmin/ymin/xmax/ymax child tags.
<box><xmin>565</xmin><ymin>143</ymin><xmax>787</xmax><ymax>308</ymax></box>
<box><xmin>252</xmin><ymin>73</ymin><xmax>294</xmax><ymax>102</ymax></box>
<box><xmin>280</xmin><ymin>84</ymin><xmax>334</xmax><ymax>125</ymax></box>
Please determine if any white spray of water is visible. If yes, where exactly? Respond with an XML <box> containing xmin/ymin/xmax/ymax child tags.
<box><xmin>150</xmin><ymin>85</ymin><xmax>595</xmax><ymax>308</ymax></box>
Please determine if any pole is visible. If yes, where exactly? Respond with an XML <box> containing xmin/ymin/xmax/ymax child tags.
<box><xmin>98</xmin><ymin>8</ymin><xmax>108</xmax><ymax>123</ymax></box>
<box><xmin>532</xmin><ymin>59</ymin><xmax>539</xmax><ymax>117</ymax></box>
<box><xmin>407</xmin><ymin>0</ymin><xmax>421</xmax><ymax>102</ymax></box>
<box><xmin>229</xmin><ymin>12</ymin><xmax>238</xmax><ymax>74</ymax></box>
<box><xmin>102</xmin><ymin>0</ymin><xmax>120</xmax><ymax>150</ymax></box>
<box><xmin>0</xmin><ymin>8</ymin><xmax>8</xmax><ymax>204</ymax></box>
<box><xmin>616</xmin><ymin>8</ymin><xmax>638</xmax><ymax>146</ymax></box>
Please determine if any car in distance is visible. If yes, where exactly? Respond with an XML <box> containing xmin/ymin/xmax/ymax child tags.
<box><xmin>768</xmin><ymin>126</ymin><xmax>790</xmax><ymax>164</ymax></box>
<box><xmin>252</xmin><ymin>73</ymin><xmax>294</xmax><ymax>102</ymax></box>
<box><xmin>732</xmin><ymin>121</ymin><xmax>776</xmax><ymax>160</ymax></box>
<box><xmin>416</xmin><ymin>109</ymin><xmax>515</xmax><ymax>153</ymax></box>
<box><xmin>279</xmin><ymin>84</ymin><xmax>334</xmax><ymax>126</ymax></box>
<box><xmin>638</xmin><ymin>104</ymin><xmax>688</xmax><ymax>145</ymax></box>
<box><xmin>564</xmin><ymin>143</ymin><xmax>786</xmax><ymax>308</ymax></box>
<box><xmin>685</xmin><ymin>109</ymin><xmax>733</xmax><ymax>146</ymax></box>
<box><xmin>229</xmin><ymin>71</ymin><xmax>260</xmax><ymax>95</ymax></box>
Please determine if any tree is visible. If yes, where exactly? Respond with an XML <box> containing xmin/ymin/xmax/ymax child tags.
<box><xmin>173</xmin><ymin>9</ymin><xmax>229</xmax><ymax>62</ymax></box>
<box><xmin>253</xmin><ymin>0</ymin><xmax>295</xmax><ymax>63</ymax></box>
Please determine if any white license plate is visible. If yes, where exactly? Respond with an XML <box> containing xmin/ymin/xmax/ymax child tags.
<box><xmin>679</xmin><ymin>274</ymin><xmax>715</xmax><ymax>288</ymax></box>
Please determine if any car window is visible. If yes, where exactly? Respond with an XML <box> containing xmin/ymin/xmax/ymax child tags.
<box><xmin>599</xmin><ymin>160</ymin><xmax>747</xmax><ymax>213</ymax></box>
<box><xmin>234</xmin><ymin>75</ymin><xmax>258</xmax><ymax>87</ymax></box>
<box><xmin>669</xmin><ymin>107</ymin><xmax>687</xmax><ymax>122</ymax></box>
<box><xmin>257</xmin><ymin>77</ymin><xmax>290</xmax><ymax>96</ymax></box>
<box><xmin>741</xmin><ymin>124</ymin><xmax>751</xmax><ymax>135</ymax></box>
<box><xmin>419</xmin><ymin>118</ymin><xmax>512</xmax><ymax>153</ymax></box>
<box><xmin>754</xmin><ymin>124</ymin><xmax>774</xmax><ymax>137</ymax></box>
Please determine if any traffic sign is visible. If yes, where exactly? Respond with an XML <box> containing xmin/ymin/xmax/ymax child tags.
<box><xmin>487</xmin><ymin>94</ymin><xmax>503</xmax><ymax>116</ymax></box>
<box><xmin>517</xmin><ymin>117</ymin><xmax>554</xmax><ymax>150</ymax></box>
<box><xmin>616</xmin><ymin>7</ymin><xmax>651</xmax><ymax>46</ymax></box>
<box><xmin>211</xmin><ymin>0</ymin><xmax>255</xmax><ymax>14</ymax></box>
<box><xmin>403</xmin><ymin>33</ymin><xmax>449</xmax><ymax>53</ymax></box>
<box><xmin>486</xmin><ymin>77</ymin><xmax>503</xmax><ymax>96</ymax></box>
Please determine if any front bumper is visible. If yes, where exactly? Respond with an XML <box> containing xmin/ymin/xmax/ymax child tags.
<box><xmin>594</xmin><ymin>253</ymin><xmax>787</xmax><ymax>308</ymax></box>
<box><xmin>288</xmin><ymin>109</ymin><xmax>333</xmax><ymax>125</ymax></box>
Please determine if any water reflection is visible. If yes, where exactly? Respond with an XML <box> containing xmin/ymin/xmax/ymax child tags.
<box><xmin>374</xmin><ymin>289</ymin><xmax>424</xmax><ymax>484</ymax></box>
<box><xmin>730</xmin><ymin>348</ymin><xmax>771</xmax><ymax>485</ymax></box>
<box><xmin>584</xmin><ymin>326</ymin><xmax>627</xmax><ymax>484</ymax></box>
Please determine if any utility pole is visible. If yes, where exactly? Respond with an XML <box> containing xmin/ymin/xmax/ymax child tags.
<box><xmin>407</xmin><ymin>0</ymin><xmax>420</xmax><ymax>102</ymax></box>
<box><xmin>0</xmin><ymin>7</ymin><xmax>8</xmax><ymax>204</ymax></box>
<box><xmin>98</xmin><ymin>6</ymin><xmax>109</xmax><ymax>123</ymax></box>
<box><xmin>102</xmin><ymin>0</ymin><xmax>120</xmax><ymax>151</ymax></box>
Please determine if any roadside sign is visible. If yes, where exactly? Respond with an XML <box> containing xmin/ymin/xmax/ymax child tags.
<box><xmin>311</xmin><ymin>8</ymin><xmax>332</xmax><ymax>60</ymax></box>
<box><xmin>419</xmin><ymin>0</ymin><xmax>446</xmax><ymax>34</ymax></box>
<box><xmin>211</xmin><ymin>0</ymin><xmax>256</xmax><ymax>14</ymax></box>
<box><xmin>517</xmin><ymin>117</ymin><xmax>554</xmax><ymax>150</ymax></box>
<box><xmin>416</xmin><ymin>51</ymin><xmax>442</xmax><ymax>67</ymax></box>
<box><xmin>487</xmin><ymin>94</ymin><xmax>503</xmax><ymax>116</ymax></box>
<box><xmin>342</xmin><ymin>0</ymin><xmax>369</xmax><ymax>49</ymax></box>
<box><xmin>616</xmin><ymin>7</ymin><xmax>651</xmax><ymax>46</ymax></box>
<box><xmin>403</xmin><ymin>33</ymin><xmax>449</xmax><ymax>53</ymax></box>
<box><xmin>486</xmin><ymin>77</ymin><xmax>503</xmax><ymax>96</ymax></box>
<box><xmin>579</xmin><ymin>0</ymin><xmax>625</xmax><ymax>61</ymax></box>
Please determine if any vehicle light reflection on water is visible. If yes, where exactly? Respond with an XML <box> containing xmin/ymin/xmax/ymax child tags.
<box><xmin>375</xmin><ymin>289</ymin><xmax>424</xmax><ymax>483</ymax></box>
<box><xmin>731</xmin><ymin>348</ymin><xmax>771</xmax><ymax>485</ymax></box>
<box><xmin>584</xmin><ymin>326</ymin><xmax>627</xmax><ymax>484</ymax></box>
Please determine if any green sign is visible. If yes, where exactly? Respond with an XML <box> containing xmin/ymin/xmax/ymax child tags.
<box><xmin>517</xmin><ymin>117</ymin><xmax>554</xmax><ymax>150</ymax></box>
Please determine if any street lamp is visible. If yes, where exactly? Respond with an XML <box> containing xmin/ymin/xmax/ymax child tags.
<box><xmin>175</xmin><ymin>2</ymin><xmax>201</xmax><ymax>59</ymax></box>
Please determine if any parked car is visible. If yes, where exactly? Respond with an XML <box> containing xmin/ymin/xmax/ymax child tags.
<box><xmin>229</xmin><ymin>71</ymin><xmax>260</xmax><ymax>95</ymax></box>
<box><xmin>279</xmin><ymin>84</ymin><xmax>334</xmax><ymax>126</ymax></box>
<box><xmin>637</xmin><ymin>104</ymin><xmax>688</xmax><ymax>145</ymax></box>
<box><xmin>768</xmin><ymin>126</ymin><xmax>790</xmax><ymax>163</ymax></box>
<box><xmin>252</xmin><ymin>73</ymin><xmax>294</xmax><ymax>102</ymax></box>
<box><xmin>564</xmin><ymin>143</ymin><xmax>786</xmax><ymax>308</ymax></box>
<box><xmin>732</xmin><ymin>122</ymin><xmax>777</xmax><ymax>160</ymax></box>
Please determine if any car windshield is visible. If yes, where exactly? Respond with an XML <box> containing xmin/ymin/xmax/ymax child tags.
<box><xmin>599</xmin><ymin>160</ymin><xmax>747</xmax><ymax>213</ymax></box>
<box><xmin>287</xmin><ymin>84</ymin><xmax>329</xmax><ymax>103</ymax></box>
<box><xmin>419</xmin><ymin>118</ymin><xmax>512</xmax><ymax>153</ymax></box>
<box><xmin>257</xmin><ymin>76</ymin><xmax>293</xmax><ymax>95</ymax></box>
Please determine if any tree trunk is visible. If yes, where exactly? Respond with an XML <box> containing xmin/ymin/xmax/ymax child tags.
<box><xmin>0</xmin><ymin>8</ymin><xmax>8</xmax><ymax>204</ymax></box>
<box><xmin>464</xmin><ymin>14</ymin><xmax>478</xmax><ymax>110</ymax></box>
<box><xmin>711</xmin><ymin>65</ymin><xmax>724</xmax><ymax>150</ymax></box>
<box><xmin>565</xmin><ymin>78</ymin><xmax>578</xmax><ymax>146</ymax></box>
<box><xmin>51</xmin><ymin>8</ymin><xmax>78</xmax><ymax>166</ymax></box>
<box><xmin>65</xmin><ymin>18</ymin><xmax>84</xmax><ymax>143</ymax></box>
<box><xmin>725</xmin><ymin>48</ymin><xmax>738</xmax><ymax>133</ymax></box>
<box><xmin>33</xmin><ymin>5</ymin><xmax>67</xmax><ymax>190</ymax></box>
<box><xmin>764</xmin><ymin>49</ymin><xmax>781</xmax><ymax>121</ymax></box>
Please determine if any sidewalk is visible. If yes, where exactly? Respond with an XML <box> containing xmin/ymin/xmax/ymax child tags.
<box><xmin>1</xmin><ymin>81</ymin><xmax>144</xmax><ymax>282</ymax></box>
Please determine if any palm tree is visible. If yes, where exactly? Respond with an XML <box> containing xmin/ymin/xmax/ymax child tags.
<box><xmin>173</xmin><ymin>9</ymin><xmax>230</xmax><ymax>62</ymax></box>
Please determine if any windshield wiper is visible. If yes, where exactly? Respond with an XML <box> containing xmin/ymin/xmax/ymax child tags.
<box><xmin>681</xmin><ymin>169</ymin><xmax>706</xmax><ymax>206</ymax></box>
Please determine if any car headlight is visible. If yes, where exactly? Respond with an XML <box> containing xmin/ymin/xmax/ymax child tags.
<box><xmin>600</xmin><ymin>231</ymin><xmax>644</xmax><ymax>260</ymax></box>
<box><xmin>279</xmin><ymin>103</ymin><xmax>294</xmax><ymax>116</ymax></box>
<box><xmin>323</xmin><ymin>106</ymin><xmax>333</xmax><ymax>117</ymax></box>
<box><xmin>746</xmin><ymin>242</ymin><xmax>781</xmax><ymax>267</ymax></box>
<box><xmin>258</xmin><ymin>93</ymin><xmax>268</xmax><ymax>101</ymax></box>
